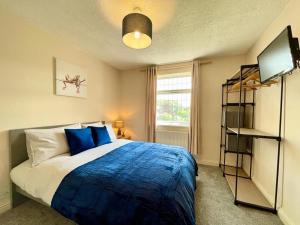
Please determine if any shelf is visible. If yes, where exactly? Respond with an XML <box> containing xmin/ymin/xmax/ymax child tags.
<box><xmin>223</xmin><ymin>64</ymin><xmax>259</xmax><ymax>86</ymax></box>
<box><xmin>226</xmin><ymin>131</ymin><xmax>242</xmax><ymax>136</ymax></box>
<box><xmin>227</xmin><ymin>128</ymin><xmax>280</xmax><ymax>140</ymax></box>
<box><xmin>222</xmin><ymin>78</ymin><xmax>239</xmax><ymax>86</ymax></box>
<box><xmin>220</xmin><ymin>144</ymin><xmax>252</xmax><ymax>155</ymax></box>
<box><xmin>222</xmin><ymin>127</ymin><xmax>235</xmax><ymax>135</ymax></box>
<box><xmin>225</xmin><ymin>175</ymin><xmax>272</xmax><ymax>209</ymax></box>
<box><xmin>231</xmin><ymin>65</ymin><xmax>259</xmax><ymax>80</ymax></box>
<box><xmin>225</xmin><ymin>148</ymin><xmax>252</xmax><ymax>155</ymax></box>
<box><xmin>222</xmin><ymin>103</ymin><xmax>255</xmax><ymax>107</ymax></box>
<box><xmin>221</xmin><ymin>165</ymin><xmax>250</xmax><ymax>178</ymax></box>
<box><xmin>225</xmin><ymin>64</ymin><xmax>260</xmax><ymax>92</ymax></box>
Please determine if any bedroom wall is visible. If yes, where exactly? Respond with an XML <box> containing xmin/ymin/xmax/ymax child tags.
<box><xmin>119</xmin><ymin>69</ymin><xmax>147</xmax><ymax>141</ymax></box>
<box><xmin>244</xmin><ymin>0</ymin><xmax>300</xmax><ymax>224</ymax></box>
<box><xmin>197</xmin><ymin>56</ymin><xmax>245</xmax><ymax>165</ymax></box>
<box><xmin>119</xmin><ymin>55</ymin><xmax>245</xmax><ymax>165</ymax></box>
<box><xmin>0</xmin><ymin>7</ymin><xmax>121</xmax><ymax>212</ymax></box>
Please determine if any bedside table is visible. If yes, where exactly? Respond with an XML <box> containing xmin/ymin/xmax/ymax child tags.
<box><xmin>117</xmin><ymin>135</ymin><xmax>131</xmax><ymax>140</ymax></box>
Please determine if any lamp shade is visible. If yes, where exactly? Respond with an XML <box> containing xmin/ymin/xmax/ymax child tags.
<box><xmin>114</xmin><ymin>120</ymin><xmax>124</xmax><ymax>129</ymax></box>
<box><xmin>122</xmin><ymin>13</ymin><xmax>152</xmax><ymax>49</ymax></box>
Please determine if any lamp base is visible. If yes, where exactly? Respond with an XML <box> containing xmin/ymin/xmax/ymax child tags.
<box><xmin>117</xmin><ymin>128</ymin><xmax>122</xmax><ymax>136</ymax></box>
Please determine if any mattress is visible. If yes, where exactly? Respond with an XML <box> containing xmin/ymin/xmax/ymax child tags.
<box><xmin>10</xmin><ymin>139</ymin><xmax>132</xmax><ymax>205</ymax></box>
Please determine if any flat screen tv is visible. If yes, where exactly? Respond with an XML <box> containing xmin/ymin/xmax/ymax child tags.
<box><xmin>258</xmin><ymin>25</ymin><xmax>300</xmax><ymax>83</ymax></box>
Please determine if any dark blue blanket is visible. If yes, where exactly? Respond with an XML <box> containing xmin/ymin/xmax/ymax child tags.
<box><xmin>51</xmin><ymin>142</ymin><xmax>198</xmax><ymax>225</ymax></box>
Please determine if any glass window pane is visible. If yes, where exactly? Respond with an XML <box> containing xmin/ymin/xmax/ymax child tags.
<box><xmin>156</xmin><ymin>93</ymin><xmax>191</xmax><ymax>126</ymax></box>
<box><xmin>157</xmin><ymin>76</ymin><xmax>191</xmax><ymax>91</ymax></box>
<box><xmin>156</xmin><ymin>73</ymin><xmax>192</xmax><ymax>127</ymax></box>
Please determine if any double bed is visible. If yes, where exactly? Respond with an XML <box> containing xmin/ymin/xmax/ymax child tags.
<box><xmin>9</xmin><ymin>123</ymin><xmax>198</xmax><ymax>225</ymax></box>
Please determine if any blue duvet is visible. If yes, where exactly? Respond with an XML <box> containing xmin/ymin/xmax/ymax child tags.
<box><xmin>51</xmin><ymin>141</ymin><xmax>198</xmax><ymax>225</ymax></box>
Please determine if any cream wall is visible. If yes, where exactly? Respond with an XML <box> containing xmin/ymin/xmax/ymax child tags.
<box><xmin>244</xmin><ymin>0</ymin><xmax>300</xmax><ymax>224</ymax></box>
<box><xmin>199</xmin><ymin>56</ymin><xmax>245</xmax><ymax>165</ymax></box>
<box><xmin>0</xmin><ymin>8</ymin><xmax>121</xmax><ymax>209</ymax></box>
<box><xmin>119</xmin><ymin>56</ymin><xmax>245</xmax><ymax>165</ymax></box>
<box><xmin>119</xmin><ymin>69</ymin><xmax>147</xmax><ymax>141</ymax></box>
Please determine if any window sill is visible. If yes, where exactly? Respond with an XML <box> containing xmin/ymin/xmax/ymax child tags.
<box><xmin>156</xmin><ymin>125</ymin><xmax>189</xmax><ymax>132</ymax></box>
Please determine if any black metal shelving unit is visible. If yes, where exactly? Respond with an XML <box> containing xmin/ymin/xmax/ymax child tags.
<box><xmin>219</xmin><ymin>65</ymin><xmax>256</xmax><ymax>179</ymax></box>
<box><xmin>219</xmin><ymin>64</ymin><xmax>283</xmax><ymax>214</ymax></box>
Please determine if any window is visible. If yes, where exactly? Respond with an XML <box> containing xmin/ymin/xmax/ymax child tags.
<box><xmin>156</xmin><ymin>72</ymin><xmax>192</xmax><ymax>127</ymax></box>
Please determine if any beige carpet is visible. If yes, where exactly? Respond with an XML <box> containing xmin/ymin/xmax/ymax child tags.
<box><xmin>0</xmin><ymin>165</ymin><xmax>283</xmax><ymax>225</ymax></box>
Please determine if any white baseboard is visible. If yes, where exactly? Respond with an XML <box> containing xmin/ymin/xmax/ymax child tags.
<box><xmin>278</xmin><ymin>208</ymin><xmax>295</xmax><ymax>225</ymax></box>
<box><xmin>251</xmin><ymin>177</ymin><xmax>295</xmax><ymax>225</ymax></box>
<box><xmin>0</xmin><ymin>191</ymin><xmax>11</xmax><ymax>215</ymax></box>
<box><xmin>0</xmin><ymin>201</ymin><xmax>11</xmax><ymax>215</ymax></box>
<box><xmin>251</xmin><ymin>176</ymin><xmax>274</xmax><ymax>206</ymax></box>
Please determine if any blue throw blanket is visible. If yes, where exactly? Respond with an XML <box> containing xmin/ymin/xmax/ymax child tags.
<box><xmin>52</xmin><ymin>142</ymin><xmax>198</xmax><ymax>225</ymax></box>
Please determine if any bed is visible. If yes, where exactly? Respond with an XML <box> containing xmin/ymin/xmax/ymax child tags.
<box><xmin>9</xmin><ymin>123</ymin><xmax>198</xmax><ymax>225</ymax></box>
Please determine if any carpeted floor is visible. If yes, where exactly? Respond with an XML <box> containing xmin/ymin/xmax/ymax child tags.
<box><xmin>0</xmin><ymin>165</ymin><xmax>283</xmax><ymax>225</ymax></box>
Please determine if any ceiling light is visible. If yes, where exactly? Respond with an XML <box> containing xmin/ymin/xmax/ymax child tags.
<box><xmin>122</xmin><ymin>13</ymin><xmax>152</xmax><ymax>49</ymax></box>
<box><xmin>134</xmin><ymin>31</ymin><xmax>141</xmax><ymax>39</ymax></box>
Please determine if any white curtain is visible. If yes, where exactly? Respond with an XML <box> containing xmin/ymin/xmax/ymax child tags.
<box><xmin>189</xmin><ymin>60</ymin><xmax>201</xmax><ymax>155</ymax></box>
<box><xmin>145</xmin><ymin>66</ymin><xmax>157</xmax><ymax>142</ymax></box>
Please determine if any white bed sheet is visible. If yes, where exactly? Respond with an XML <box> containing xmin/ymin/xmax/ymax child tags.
<box><xmin>10</xmin><ymin>139</ymin><xmax>132</xmax><ymax>206</ymax></box>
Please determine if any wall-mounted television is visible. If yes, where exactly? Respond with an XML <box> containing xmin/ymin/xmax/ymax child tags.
<box><xmin>257</xmin><ymin>25</ymin><xmax>300</xmax><ymax>83</ymax></box>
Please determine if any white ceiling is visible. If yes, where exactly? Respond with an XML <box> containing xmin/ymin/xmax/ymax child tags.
<box><xmin>0</xmin><ymin>0</ymin><xmax>289</xmax><ymax>70</ymax></box>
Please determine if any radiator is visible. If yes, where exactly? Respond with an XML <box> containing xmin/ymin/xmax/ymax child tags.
<box><xmin>156</xmin><ymin>130</ymin><xmax>189</xmax><ymax>149</ymax></box>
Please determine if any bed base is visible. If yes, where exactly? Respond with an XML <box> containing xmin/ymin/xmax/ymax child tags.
<box><xmin>9</xmin><ymin>121</ymin><xmax>105</xmax><ymax>208</ymax></box>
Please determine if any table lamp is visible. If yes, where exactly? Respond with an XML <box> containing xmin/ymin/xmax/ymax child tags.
<box><xmin>114</xmin><ymin>120</ymin><xmax>124</xmax><ymax>136</ymax></box>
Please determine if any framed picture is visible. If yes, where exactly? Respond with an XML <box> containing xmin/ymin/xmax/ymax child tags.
<box><xmin>55</xmin><ymin>58</ymin><xmax>87</xmax><ymax>98</ymax></box>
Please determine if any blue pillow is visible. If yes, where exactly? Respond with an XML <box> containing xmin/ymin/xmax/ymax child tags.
<box><xmin>89</xmin><ymin>126</ymin><xmax>112</xmax><ymax>146</ymax></box>
<box><xmin>65</xmin><ymin>128</ymin><xmax>95</xmax><ymax>156</ymax></box>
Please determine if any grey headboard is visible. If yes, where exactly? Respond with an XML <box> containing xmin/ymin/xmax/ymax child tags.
<box><xmin>9</xmin><ymin>121</ymin><xmax>105</xmax><ymax>207</ymax></box>
<box><xmin>9</xmin><ymin>121</ymin><xmax>105</xmax><ymax>169</ymax></box>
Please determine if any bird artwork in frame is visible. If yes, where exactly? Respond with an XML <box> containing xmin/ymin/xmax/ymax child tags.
<box><xmin>55</xmin><ymin>58</ymin><xmax>87</xmax><ymax>98</ymax></box>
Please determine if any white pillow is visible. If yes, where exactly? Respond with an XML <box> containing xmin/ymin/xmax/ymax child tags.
<box><xmin>25</xmin><ymin>123</ymin><xmax>81</xmax><ymax>167</ymax></box>
<box><xmin>81</xmin><ymin>122</ymin><xmax>104</xmax><ymax>128</ymax></box>
<box><xmin>105</xmin><ymin>123</ymin><xmax>117</xmax><ymax>141</ymax></box>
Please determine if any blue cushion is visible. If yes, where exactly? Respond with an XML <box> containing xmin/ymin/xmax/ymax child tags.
<box><xmin>89</xmin><ymin>126</ymin><xmax>112</xmax><ymax>146</ymax></box>
<box><xmin>65</xmin><ymin>128</ymin><xmax>95</xmax><ymax>156</ymax></box>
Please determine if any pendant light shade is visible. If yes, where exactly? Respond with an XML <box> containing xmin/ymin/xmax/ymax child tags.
<box><xmin>122</xmin><ymin>13</ymin><xmax>152</xmax><ymax>49</ymax></box>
